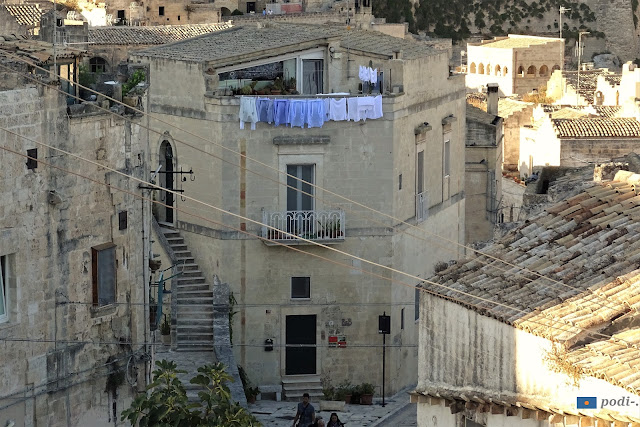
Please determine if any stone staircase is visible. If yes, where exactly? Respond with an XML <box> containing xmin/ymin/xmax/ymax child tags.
<box><xmin>160</xmin><ymin>224</ymin><xmax>215</xmax><ymax>351</ymax></box>
<box><xmin>282</xmin><ymin>375</ymin><xmax>323</xmax><ymax>401</ymax></box>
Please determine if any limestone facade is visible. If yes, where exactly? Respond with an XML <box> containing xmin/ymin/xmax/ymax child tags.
<box><xmin>132</xmin><ymin>23</ymin><xmax>466</xmax><ymax>394</ymax></box>
<box><xmin>466</xmin><ymin>35</ymin><xmax>564</xmax><ymax>96</ymax></box>
<box><xmin>0</xmin><ymin>78</ymin><xmax>152</xmax><ymax>425</ymax></box>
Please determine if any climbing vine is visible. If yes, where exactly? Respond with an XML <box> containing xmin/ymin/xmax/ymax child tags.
<box><xmin>543</xmin><ymin>342</ymin><xmax>583</xmax><ymax>387</ymax></box>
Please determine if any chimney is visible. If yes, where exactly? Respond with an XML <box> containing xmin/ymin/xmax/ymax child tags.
<box><xmin>487</xmin><ymin>83</ymin><xmax>499</xmax><ymax>115</ymax></box>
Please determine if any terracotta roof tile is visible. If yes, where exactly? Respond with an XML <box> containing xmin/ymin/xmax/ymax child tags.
<box><xmin>422</xmin><ymin>170</ymin><xmax>640</xmax><ymax>395</ymax></box>
<box><xmin>552</xmin><ymin>118</ymin><xmax>640</xmax><ymax>138</ymax></box>
<box><xmin>88</xmin><ymin>22</ymin><xmax>233</xmax><ymax>45</ymax></box>
<box><xmin>2</xmin><ymin>4</ymin><xmax>42</xmax><ymax>27</ymax></box>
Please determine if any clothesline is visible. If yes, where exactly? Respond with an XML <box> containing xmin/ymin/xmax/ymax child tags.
<box><xmin>235</xmin><ymin>93</ymin><xmax>383</xmax><ymax>98</ymax></box>
<box><xmin>238</xmin><ymin>95</ymin><xmax>383</xmax><ymax>130</ymax></box>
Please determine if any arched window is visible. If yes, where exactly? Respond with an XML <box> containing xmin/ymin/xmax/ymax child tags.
<box><xmin>552</xmin><ymin>65</ymin><xmax>561</xmax><ymax>72</ymax></box>
<box><xmin>89</xmin><ymin>57</ymin><xmax>108</xmax><ymax>73</ymax></box>
<box><xmin>539</xmin><ymin>65</ymin><xmax>549</xmax><ymax>76</ymax></box>
<box><xmin>221</xmin><ymin>7</ymin><xmax>231</xmax><ymax>15</ymax></box>
<box><xmin>478</xmin><ymin>63</ymin><xmax>485</xmax><ymax>74</ymax></box>
<box><xmin>495</xmin><ymin>65</ymin><xmax>502</xmax><ymax>76</ymax></box>
<box><xmin>517</xmin><ymin>65</ymin><xmax>524</xmax><ymax>76</ymax></box>
<box><xmin>595</xmin><ymin>91</ymin><xmax>604</xmax><ymax>106</ymax></box>
<box><xmin>486</xmin><ymin>64</ymin><xmax>491</xmax><ymax>75</ymax></box>
<box><xmin>527</xmin><ymin>65</ymin><xmax>536</xmax><ymax>76</ymax></box>
<box><xmin>470</xmin><ymin>62</ymin><xmax>476</xmax><ymax>73</ymax></box>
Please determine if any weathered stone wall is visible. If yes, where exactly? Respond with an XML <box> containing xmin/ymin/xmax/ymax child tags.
<box><xmin>136</xmin><ymin>44</ymin><xmax>466</xmax><ymax>394</ymax></box>
<box><xmin>503</xmin><ymin>105</ymin><xmax>534</xmax><ymax>170</ymax></box>
<box><xmin>0</xmin><ymin>85</ymin><xmax>150</xmax><ymax>426</ymax></box>
<box><xmin>561</xmin><ymin>137</ymin><xmax>640</xmax><ymax>166</ymax></box>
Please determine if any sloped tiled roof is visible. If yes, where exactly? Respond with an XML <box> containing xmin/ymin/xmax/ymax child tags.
<box><xmin>563</xmin><ymin>69</ymin><xmax>613</xmax><ymax>104</ymax></box>
<box><xmin>423</xmin><ymin>170</ymin><xmax>640</xmax><ymax>394</ymax></box>
<box><xmin>88</xmin><ymin>22</ymin><xmax>233</xmax><ymax>45</ymax></box>
<box><xmin>590</xmin><ymin>105</ymin><xmax>623</xmax><ymax>118</ymax></box>
<box><xmin>552</xmin><ymin>118</ymin><xmax>640</xmax><ymax>138</ymax></box>
<box><xmin>136</xmin><ymin>23</ymin><xmax>440</xmax><ymax>63</ymax></box>
<box><xmin>604</xmin><ymin>74</ymin><xmax>622</xmax><ymax>86</ymax></box>
<box><xmin>2</xmin><ymin>4</ymin><xmax>42</xmax><ymax>27</ymax></box>
<box><xmin>466</xmin><ymin>104</ymin><xmax>500</xmax><ymax>126</ymax></box>
<box><xmin>0</xmin><ymin>34</ymin><xmax>84</xmax><ymax>64</ymax></box>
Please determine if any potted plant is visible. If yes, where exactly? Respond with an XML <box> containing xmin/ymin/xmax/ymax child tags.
<box><xmin>160</xmin><ymin>314</ymin><xmax>171</xmax><ymax>345</ymax></box>
<box><xmin>320</xmin><ymin>378</ymin><xmax>346</xmax><ymax>411</ymax></box>
<box><xmin>271</xmin><ymin>77</ymin><xmax>284</xmax><ymax>95</ymax></box>
<box><xmin>359</xmin><ymin>383</ymin><xmax>375</xmax><ymax>405</ymax></box>
<box><xmin>244</xmin><ymin>385</ymin><xmax>260</xmax><ymax>404</ymax></box>
<box><xmin>336</xmin><ymin>380</ymin><xmax>352</xmax><ymax>404</ymax></box>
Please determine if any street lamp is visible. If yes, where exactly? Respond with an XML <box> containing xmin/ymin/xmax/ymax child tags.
<box><xmin>559</xmin><ymin>6</ymin><xmax>570</xmax><ymax>40</ymax></box>
<box><xmin>576</xmin><ymin>31</ymin><xmax>590</xmax><ymax>106</ymax></box>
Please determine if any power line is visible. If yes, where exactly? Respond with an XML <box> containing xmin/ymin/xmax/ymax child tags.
<box><xmin>0</xmin><ymin>54</ymin><xmax>618</xmax><ymax>317</ymax></box>
<box><xmin>1</xmin><ymin>143</ymin><xmax>637</xmax><ymax>356</ymax></box>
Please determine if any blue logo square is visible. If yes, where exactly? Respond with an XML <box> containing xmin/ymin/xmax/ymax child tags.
<box><xmin>577</xmin><ymin>397</ymin><xmax>597</xmax><ymax>409</ymax></box>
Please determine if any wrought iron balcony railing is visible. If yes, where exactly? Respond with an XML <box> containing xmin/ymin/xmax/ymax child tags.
<box><xmin>261</xmin><ymin>209</ymin><xmax>345</xmax><ymax>245</ymax></box>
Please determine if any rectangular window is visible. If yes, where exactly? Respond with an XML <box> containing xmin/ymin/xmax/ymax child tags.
<box><xmin>302</xmin><ymin>59</ymin><xmax>323</xmax><ymax>95</ymax></box>
<box><xmin>118</xmin><ymin>211</ymin><xmax>127</xmax><ymax>230</ymax></box>
<box><xmin>398</xmin><ymin>173</ymin><xmax>402</xmax><ymax>190</ymax></box>
<box><xmin>158</xmin><ymin>6</ymin><xmax>165</xmax><ymax>15</ymax></box>
<box><xmin>444</xmin><ymin>140</ymin><xmax>450</xmax><ymax>177</ymax></box>
<box><xmin>417</xmin><ymin>151</ymin><xmax>424</xmax><ymax>194</ymax></box>
<box><xmin>92</xmin><ymin>244</ymin><xmax>116</xmax><ymax>307</ymax></box>
<box><xmin>401</xmin><ymin>308</ymin><xmax>405</xmax><ymax>330</ymax></box>
<box><xmin>26</xmin><ymin>148</ymin><xmax>37</xmax><ymax>170</ymax></box>
<box><xmin>415</xmin><ymin>288</ymin><xmax>420</xmax><ymax>321</ymax></box>
<box><xmin>291</xmin><ymin>277</ymin><xmax>310</xmax><ymax>299</ymax></box>
<box><xmin>287</xmin><ymin>165</ymin><xmax>314</xmax><ymax>211</ymax></box>
<box><xmin>0</xmin><ymin>256</ymin><xmax>7</xmax><ymax>323</ymax></box>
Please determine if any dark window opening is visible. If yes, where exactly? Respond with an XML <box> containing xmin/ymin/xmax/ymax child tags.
<box><xmin>177</xmin><ymin>15</ymin><xmax>180</xmax><ymax>20</ymax></box>
<box><xmin>118</xmin><ymin>211</ymin><xmax>127</xmax><ymax>230</ymax></box>
<box><xmin>401</xmin><ymin>308</ymin><xmax>405</xmax><ymax>330</ymax></box>
<box><xmin>417</xmin><ymin>151</ymin><xmax>424</xmax><ymax>194</ymax></box>
<box><xmin>246</xmin><ymin>1</ymin><xmax>255</xmax><ymax>12</ymax></box>
<box><xmin>291</xmin><ymin>277</ymin><xmax>310</xmax><ymax>299</ymax></box>
<box><xmin>398</xmin><ymin>173</ymin><xmax>402</xmax><ymax>190</ymax></box>
<box><xmin>159</xmin><ymin>6</ymin><xmax>165</xmax><ymax>15</ymax></box>
<box><xmin>89</xmin><ymin>57</ymin><xmax>107</xmax><ymax>73</ymax></box>
<box><xmin>92</xmin><ymin>243</ymin><xmax>116</xmax><ymax>307</ymax></box>
<box><xmin>26</xmin><ymin>148</ymin><xmax>37</xmax><ymax>170</ymax></box>
<box><xmin>415</xmin><ymin>288</ymin><xmax>420</xmax><ymax>320</ymax></box>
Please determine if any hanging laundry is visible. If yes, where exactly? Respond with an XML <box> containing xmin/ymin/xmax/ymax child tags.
<box><xmin>372</xmin><ymin>95</ymin><xmax>383</xmax><ymax>119</ymax></box>
<box><xmin>306</xmin><ymin>99</ymin><xmax>325</xmax><ymax>128</ymax></box>
<box><xmin>239</xmin><ymin>96</ymin><xmax>259</xmax><ymax>130</ymax></box>
<box><xmin>329</xmin><ymin>98</ymin><xmax>347</xmax><ymax>121</ymax></box>
<box><xmin>358</xmin><ymin>96</ymin><xmax>375</xmax><ymax>121</ymax></box>
<box><xmin>288</xmin><ymin>99</ymin><xmax>308</xmax><ymax>128</ymax></box>
<box><xmin>359</xmin><ymin>65</ymin><xmax>370</xmax><ymax>82</ymax></box>
<box><xmin>347</xmin><ymin>97</ymin><xmax>360</xmax><ymax>121</ymax></box>
<box><xmin>273</xmin><ymin>99</ymin><xmax>290</xmax><ymax>127</ymax></box>
<box><xmin>256</xmin><ymin>97</ymin><xmax>274</xmax><ymax>123</ymax></box>
<box><xmin>323</xmin><ymin>98</ymin><xmax>331</xmax><ymax>121</ymax></box>
<box><xmin>370</xmin><ymin>68</ymin><xmax>377</xmax><ymax>85</ymax></box>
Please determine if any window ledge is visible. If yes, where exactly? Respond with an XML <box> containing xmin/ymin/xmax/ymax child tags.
<box><xmin>290</xmin><ymin>298</ymin><xmax>311</xmax><ymax>301</ymax></box>
<box><xmin>91</xmin><ymin>304</ymin><xmax>117</xmax><ymax>319</ymax></box>
<box><xmin>0</xmin><ymin>321</ymin><xmax>19</xmax><ymax>332</ymax></box>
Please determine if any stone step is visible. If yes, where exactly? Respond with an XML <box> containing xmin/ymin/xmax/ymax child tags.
<box><xmin>176</xmin><ymin>257</ymin><xmax>196</xmax><ymax>265</ymax></box>
<box><xmin>176</xmin><ymin>263</ymin><xmax>200</xmax><ymax>272</ymax></box>
<box><xmin>176</xmin><ymin>277</ymin><xmax>206</xmax><ymax>285</ymax></box>
<box><xmin>176</xmin><ymin>290</ymin><xmax>213</xmax><ymax>298</ymax></box>
<box><xmin>282</xmin><ymin>375</ymin><xmax>323</xmax><ymax>401</ymax></box>
<box><xmin>177</xmin><ymin>283</ymin><xmax>210</xmax><ymax>292</ymax></box>
<box><xmin>177</xmin><ymin>319</ymin><xmax>213</xmax><ymax>327</ymax></box>
<box><xmin>180</xmin><ymin>270</ymin><xmax>205</xmax><ymax>278</ymax></box>
<box><xmin>169</xmin><ymin>243</ymin><xmax>188</xmax><ymax>252</ymax></box>
<box><xmin>176</xmin><ymin>341</ymin><xmax>214</xmax><ymax>350</ymax></box>
<box><xmin>177</xmin><ymin>325</ymin><xmax>213</xmax><ymax>333</ymax></box>
<box><xmin>173</xmin><ymin>250</ymin><xmax>193</xmax><ymax>258</ymax></box>
<box><xmin>176</xmin><ymin>297</ymin><xmax>214</xmax><ymax>305</ymax></box>
<box><xmin>177</xmin><ymin>332</ymin><xmax>214</xmax><ymax>341</ymax></box>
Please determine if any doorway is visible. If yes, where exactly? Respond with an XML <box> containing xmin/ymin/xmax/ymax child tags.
<box><xmin>158</xmin><ymin>141</ymin><xmax>174</xmax><ymax>224</ymax></box>
<box><xmin>285</xmin><ymin>315</ymin><xmax>316</xmax><ymax>375</ymax></box>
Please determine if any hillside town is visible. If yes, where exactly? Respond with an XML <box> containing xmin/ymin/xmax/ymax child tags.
<box><xmin>2</xmin><ymin>0</ymin><xmax>640</xmax><ymax>425</ymax></box>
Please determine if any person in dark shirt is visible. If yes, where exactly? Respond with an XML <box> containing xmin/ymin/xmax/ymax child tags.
<box><xmin>292</xmin><ymin>393</ymin><xmax>315</xmax><ymax>427</ymax></box>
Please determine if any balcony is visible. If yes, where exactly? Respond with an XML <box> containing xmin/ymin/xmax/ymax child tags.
<box><xmin>261</xmin><ymin>209</ymin><xmax>345</xmax><ymax>245</ymax></box>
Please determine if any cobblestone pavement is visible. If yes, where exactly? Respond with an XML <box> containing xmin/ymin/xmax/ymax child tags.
<box><xmin>251</xmin><ymin>388</ymin><xmax>413</xmax><ymax>427</ymax></box>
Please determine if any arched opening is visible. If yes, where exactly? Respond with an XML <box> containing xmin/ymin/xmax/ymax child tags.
<box><xmin>539</xmin><ymin>65</ymin><xmax>549</xmax><ymax>76</ymax></box>
<box><xmin>89</xmin><ymin>56</ymin><xmax>108</xmax><ymax>73</ymax></box>
<box><xmin>527</xmin><ymin>65</ymin><xmax>536</xmax><ymax>76</ymax></box>
<box><xmin>478</xmin><ymin>63</ymin><xmax>485</xmax><ymax>74</ymax></box>
<box><xmin>517</xmin><ymin>65</ymin><xmax>524</xmax><ymax>76</ymax></box>
<box><xmin>495</xmin><ymin>65</ymin><xmax>502</xmax><ymax>76</ymax></box>
<box><xmin>158</xmin><ymin>141</ymin><xmax>175</xmax><ymax>224</ymax></box>
<box><xmin>486</xmin><ymin>64</ymin><xmax>492</xmax><ymax>75</ymax></box>
<box><xmin>504</xmin><ymin>66</ymin><xmax>508</xmax><ymax>75</ymax></box>
<box><xmin>221</xmin><ymin>7</ymin><xmax>231</xmax><ymax>15</ymax></box>
<box><xmin>552</xmin><ymin>65</ymin><xmax>561</xmax><ymax>72</ymax></box>
<box><xmin>470</xmin><ymin>62</ymin><xmax>476</xmax><ymax>73</ymax></box>
<box><xmin>595</xmin><ymin>91</ymin><xmax>604</xmax><ymax>106</ymax></box>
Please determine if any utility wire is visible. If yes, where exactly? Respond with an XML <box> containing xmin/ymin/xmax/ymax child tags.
<box><xmin>1</xmin><ymin>143</ymin><xmax>638</xmax><ymax>356</ymax></box>
<box><xmin>0</xmin><ymin>55</ymin><xmax>621</xmax><ymax>317</ymax></box>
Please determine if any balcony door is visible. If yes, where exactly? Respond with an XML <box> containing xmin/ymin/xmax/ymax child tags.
<box><xmin>287</xmin><ymin>165</ymin><xmax>314</xmax><ymax>237</ymax></box>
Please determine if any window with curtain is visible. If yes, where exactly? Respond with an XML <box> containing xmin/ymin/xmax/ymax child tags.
<box><xmin>302</xmin><ymin>59</ymin><xmax>323</xmax><ymax>95</ymax></box>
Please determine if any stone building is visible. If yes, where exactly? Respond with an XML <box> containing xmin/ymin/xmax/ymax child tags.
<box><xmin>0</xmin><ymin>40</ymin><xmax>152</xmax><ymax>425</ymax></box>
<box><xmin>465</xmin><ymin>34</ymin><xmax>564</xmax><ymax>96</ymax></box>
<box><xmin>413</xmin><ymin>169</ymin><xmax>640</xmax><ymax>427</ymax></box>
<box><xmin>104</xmin><ymin>0</ymin><xmax>233</xmax><ymax>26</ymax></box>
<box><xmin>465</xmin><ymin>85</ymin><xmax>502</xmax><ymax>244</ymax></box>
<box><xmin>86</xmin><ymin>22</ymin><xmax>233</xmax><ymax>77</ymax></box>
<box><xmin>520</xmin><ymin>115</ymin><xmax>640</xmax><ymax>173</ymax></box>
<box><xmin>0</xmin><ymin>4</ymin><xmax>43</xmax><ymax>37</ymax></box>
<box><xmin>131</xmin><ymin>22</ymin><xmax>466</xmax><ymax>397</ymax></box>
